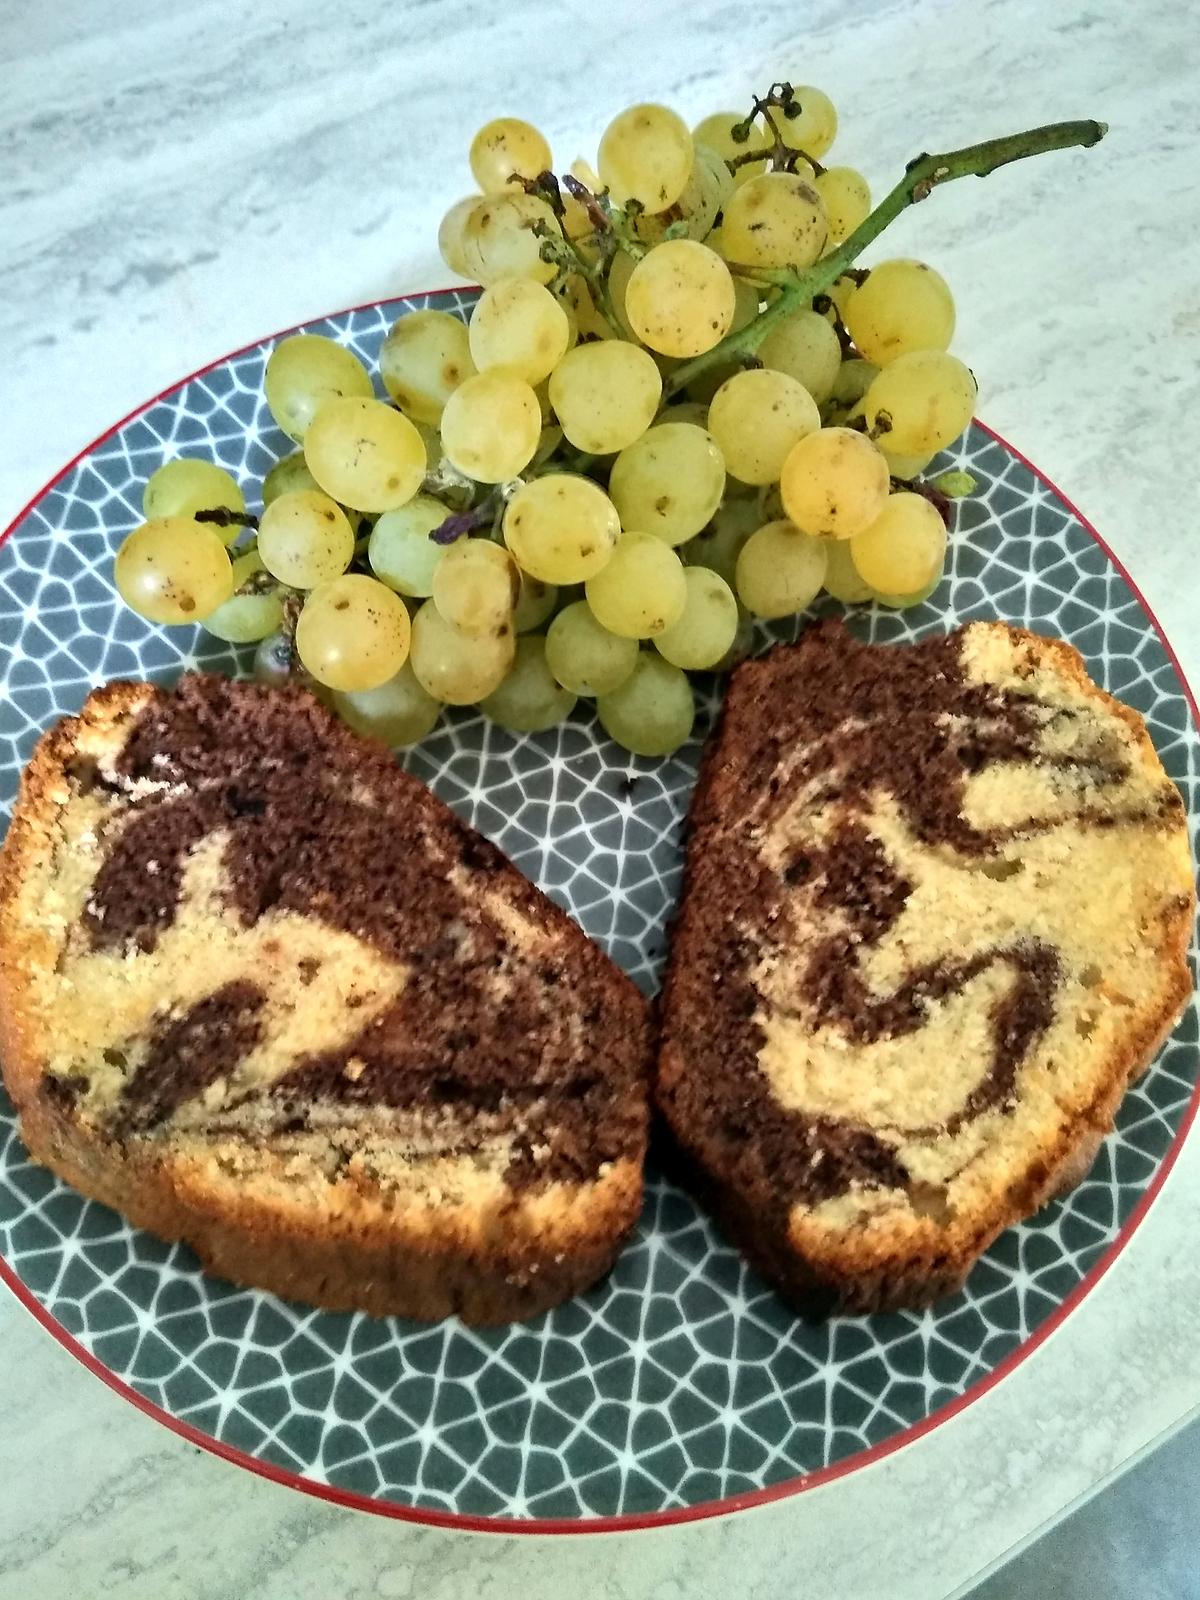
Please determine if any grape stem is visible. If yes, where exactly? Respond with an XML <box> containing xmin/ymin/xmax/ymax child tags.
<box><xmin>195</xmin><ymin>507</ymin><xmax>260</xmax><ymax>531</ymax></box>
<box><xmin>664</xmin><ymin>117</ymin><xmax>1107</xmax><ymax>396</ymax></box>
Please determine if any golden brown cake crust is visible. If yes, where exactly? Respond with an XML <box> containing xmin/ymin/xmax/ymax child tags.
<box><xmin>0</xmin><ymin>680</ymin><xmax>650</xmax><ymax>1326</ymax></box>
<box><xmin>657</xmin><ymin>621</ymin><xmax>1195</xmax><ymax>1318</ymax></box>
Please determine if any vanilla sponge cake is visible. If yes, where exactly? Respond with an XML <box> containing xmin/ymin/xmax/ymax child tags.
<box><xmin>658</xmin><ymin>620</ymin><xmax>1194</xmax><ymax>1317</ymax></box>
<box><xmin>0</xmin><ymin>676</ymin><xmax>651</xmax><ymax>1324</ymax></box>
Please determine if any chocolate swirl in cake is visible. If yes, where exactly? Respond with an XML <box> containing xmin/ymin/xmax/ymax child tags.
<box><xmin>662</xmin><ymin>620</ymin><xmax>1188</xmax><ymax>1231</ymax></box>
<box><xmin>70</xmin><ymin>677</ymin><xmax>644</xmax><ymax>1190</ymax></box>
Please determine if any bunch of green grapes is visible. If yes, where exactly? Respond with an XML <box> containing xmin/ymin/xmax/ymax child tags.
<box><xmin>115</xmin><ymin>83</ymin><xmax>981</xmax><ymax>762</ymax></box>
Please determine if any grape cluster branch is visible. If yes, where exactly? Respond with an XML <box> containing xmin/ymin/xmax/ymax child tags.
<box><xmin>664</xmin><ymin>118</ymin><xmax>1107</xmax><ymax>396</ymax></box>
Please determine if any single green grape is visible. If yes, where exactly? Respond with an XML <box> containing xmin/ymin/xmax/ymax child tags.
<box><xmin>597</xmin><ymin>102</ymin><xmax>693</xmax><ymax>210</ymax></box>
<box><xmin>585</xmin><ymin>532</ymin><xmax>688</xmax><ymax>639</ymax></box>
<box><xmin>548</xmin><ymin>342</ymin><xmax>663</xmax><ymax>455</ymax></box>
<box><xmin>545</xmin><ymin>601</ymin><xmax>639</xmax><ymax>696</ymax></box>
<box><xmin>860</xmin><ymin>351</ymin><xmax>977</xmax><ymax>455</ymax></box>
<box><xmin>653</xmin><ymin>567</ymin><xmax>739</xmax><ymax>669</ymax></box>
<box><xmin>596</xmin><ymin>653</ymin><xmax>695</xmax><ymax>757</ymax></box>
<box><xmin>468</xmin><ymin>278</ymin><xmax>571</xmax><ymax>386</ymax></box>
<box><xmin>813</xmin><ymin>166</ymin><xmax>871</xmax><ymax>244</ymax></box>
<box><xmin>368</xmin><ymin>496</ymin><xmax>451</xmax><ymax>597</ymax></box>
<box><xmin>264</xmin><ymin>333</ymin><xmax>373</xmax><ymax>443</ymax></box>
<box><xmin>776</xmin><ymin>85</ymin><xmax>838</xmax><ymax>159</ymax></box>
<box><xmin>780</xmin><ymin>426</ymin><xmax>890</xmax><ymax>539</ymax></box>
<box><xmin>432</xmin><ymin>538</ymin><xmax>519</xmax><ymax>637</ymax></box>
<box><xmin>257</xmin><ymin>490</ymin><xmax>355</xmax><ymax>588</ymax></box>
<box><xmin>294</xmin><ymin>574</ymin><xmax>412</xmax><ymax>691</ymax></box>
<box><xmin>754</xmin><ymin>310</ymin><xmax>839</xmax><ymax>408</ymax></box>
<box><xmin>848</xmin><ymin>492</ymin><xmax>948</xmax><ymax>594</ymax></box>
<box><xmin>304</xmin><ymin>396</ymin><xmax>427</xmax><ymax>513</ymax></box>
<box><xmin>844</xmin><ymin>259</ymin><xmax>955</xmax><ymax>366</ymax></box>
<box><xmin>719</xmin><ymin>172</ymin><xmax>828</xmax><ymax>270</ymax></box>
<box><xmin>332</xmin><ymin>660</ymin><xmax>442</xmax><ymax>747</ymax></box>
<box><xmin>202</xmin><ymin>551</ymin><xmax>284</xmax><ymax>643</ymax></box>
<box><xmin>409</xmin><ymin>598</ymin><xmax>515</xmax><ymax>704</ymax></box>
<box><xmin>469</xmin><ymin>117</ymin><xmax>553</xmax><ymax>194</ymax></box>
<box><xmin>440</xmin><ymin>370</ymin><xmax>541</xmax><ymax>483</ymax></box>
<box><xmin>736</xmin><ymin>520</ymin><xmax>828</xmax><ymax>618</ymax></box>
<box><xmin>143</xmin><ymin>458</ymin><xmax>245</xmax><ymax>543</ymax></box>
<box><xmin>481</xmin><ymin>636</ymin><xmax>577</xmax><ymax>733</ymax></box>
<box><xmin>623</xmin><ymin>240</ymin><xmax>736</xmax><ymax>359</ymax></box>
<box><xmin>503</xmin><ymin>474</ymin><xmax>621</xmax><ymax>583</ymax></box>
<box><xmin>114</xmin><ymin>517</ymin><xmax>234</xmax><ymax>625</ymax></box>
<box><xmin>707</xmin><ymin>368</ymin><xmax>821</xmax><ymax>486</ymax></box>
<box><xmin>608</xmin><ymin>423</ymin><xmax>726</xmax><ymax>546</ymax></box>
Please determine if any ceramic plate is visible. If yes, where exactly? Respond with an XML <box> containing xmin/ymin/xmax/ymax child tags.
<box><xmin>1</xmin><ymin>290</ymin><xmax>1196</xmax><ymax>1530</ymax></box>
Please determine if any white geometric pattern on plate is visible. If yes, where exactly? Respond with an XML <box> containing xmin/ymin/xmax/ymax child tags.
<box><xmin>0</xmin><ymin>291</ymin><xmax>1196</xmax><ymax>1529</ymax></box>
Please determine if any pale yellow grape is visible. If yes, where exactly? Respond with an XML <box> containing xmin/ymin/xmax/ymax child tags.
<box><xmin>468</xmin><ymin>278</ymin><xmax>570</xmax><ymax>384</ymax></box>
<box><xmin>114</xmin><ymin>517</ymin><xmax>234</xmax><ymax>625</ymax></box>
<box><xmin>608</xmin><ymin>423</ymin><xmax>725</xmax><ymax>546</ymax></box>
<box><xmin>503</xmin><ymin>474</ymin><xmax>620</xmax><ymax>583</ymax></box>
<box><xmin>545</xmin><ymin>601</ymin><xmax>638</xmax><ymax>695</ymax></box>
<box><xmin>880</xmin><ymin>446</ymin><xmax>937</xmax><ymax>479</ymax></box>
<box><xmin>203</xmin><ymin>552</ymin><xmax>285</xmax><ymax>644</ymax></box>
<box><xmin>623</xmin><ymin>240</ymin><xmax>735</xmax><ymax>358</ymax></box>
<box><xmin>585</xmin><ymin>531</ymin><xmax>687</xmax><ymax>638</ymax></box>
<box><xmin>368</xmin><ymin>496</ymin><xmax>450</xmax><ymax>597</ymax></box>
<box><xmin>653</xmin><ymin>567</ymin><xmax>738</xmax><ymax>669</ymax></box>
<box><xmin>830</xmin><ymin>357</ymin><xmax>880</xmax><ymax>409</ymax></box>
<box><xmin>815</xmin><ymin>166</ymin><xmax>871</xmax><ymax>244</ymax></box>
<box><xmin>295</xmin><ymin>574</ymin><xmax>411</xmax><ymax>692</ymax></box>
<box><xmin>304</xmin><ymin>397</ymin><xmax>426</xmax><ymax>513</ymax></box>
<box><xmin>844</xmin><ymin>259</ymin><xmax>955</xmax><ymax>365</ymax></box>
<box><xmin>780</xmin><ymin>426</ymin><xmax>890</xmax><ymax>539</ymax></box>
<box><xmin>460</xmin><ymin>192</ymin><xmax>561</xmax><ymax>286</ymax></box>
<box><xmin>597</xmin><ymin>102</ymin><xmax>693</xmax><ymax>210</ymax></box>
<box><xmin>440</xmin><ymin>370</ymin><xmax>541</xmax><ymax>482</ymax></box>
<box><xmin>777</xmin><ymin>85</ymin><xmax>838</xmax><ymax>159</ymax></box>
<box><xmin>409</xmin><ymin>598</ymin><xmax>514</xmax><ymax>704</ymax></box>
<box><xmin>849</xmin><ymin>492</ymin><xmax>947</xmax><ymax>594</ymax></box>
<box><xmin>469</xmin><ymin>117</ymin><xmax>553</xmax><ymax>193</ymax></box>
<box><xmin>756</xmin><ymin>308</ymin><xmax>842</xmax><ymax>406</ymax></box>
<box><xmin>736</xmin><ymin>520</ymin><xmax>828</xmax><ymax>618</ymax></box>
<box><xmin>708</xmin><ymin>368</ymin><xmax>820</xmax><ymax>485</ymax></box>
<box><xmin>822</xmin><ymin>536</ymin><xmax>873</xmax><ymax>603</ymax></box>
<box><xmin>143</xmin><ymin>458</ymin><xmax>244</xmax><ymax>543</ymax></box>
<box><xmin>862</xmin><ymin>351</ymin><xmax>977</xmax><ymax>454</ymax></box>
<box><xmin>257</xmin><ymin>490</ymin><xmax>354</xmax><ymax>587</ymax></box>
<box><xmin>439</xmin><ymin>196</ymin><xmax>479</xmax><ymax>276</ymax></box>
<box><xmin>432</xmin><ymin>538</ymin><xmax>519</xmax><ymax>637</ymax></box>
<box><xmin>596</xmin><ymin>653</ymin><xmax>694</xmax><ymax>758</ymax></box>
<box><xmin>379</xmin><ymin>310</ymin><xmax>476</xmax><ymax>425</ymax></box>
<box><xmin>262</xmin><ymin>451</ymin><xmax>319</xmax><ymax>505</ymax></box>
<box><xmin>720</xmin><ymin>172</ymin><xmax>828</xmax><ymax>270</ymax></box>
<box><xmin>333</xmin><ymin>661</ymin><xmax>442</xmax><ymax>747</ymax></box>
<box><xmin>682</xmin><ymin>496</ymin><xmax>759</xmax><ymax>587</ymax></box>
<box><xmin>826</xmin><ymin>274</ymin><xmax>858</xmax><ymax>320</ymax></box>
<box><xmin>265</xmin><ymin>334</ymin><xmax>373</xmax><ymax>443</ymax></box>
<box><xmin>513</xmin><ymin>573</ymin><xmax>558</xmax><ymax>632</ymax></box>
<box><xmin>692</xmin><ymin>111</ymin><xmax>770</xmax><ymax>185</ymax></box>
<box><xmin>481</xmin><ymin>636</ymin><xmax>577</xmax><ymax>733</ymax></box>
<box><xmin>548</xmin><ymin>342</ymin><xmax>662</xmax><ymax>454</ymax></box>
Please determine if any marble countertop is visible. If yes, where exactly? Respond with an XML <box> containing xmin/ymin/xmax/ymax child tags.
<box><xmin>2</xmin><ymin>0</ymin><xmax>1198</xmax><ymax>1594</ymax></box>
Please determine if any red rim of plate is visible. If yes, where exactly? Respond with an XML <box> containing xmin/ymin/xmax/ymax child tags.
<box><xmin>0</xmin><ymin>290</ymin><xmax>1196</xmax><ymax>1537</ymax></box>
